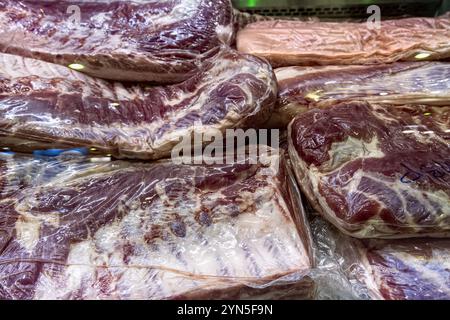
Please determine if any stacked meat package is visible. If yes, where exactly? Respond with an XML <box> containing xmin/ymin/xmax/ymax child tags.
<box><xmin>0</xmin><ymin>0</ymin><xmax>449</xmax><ymax>300</ymax></box>
<box><xmin>237</xmin><ymin>8</ymin><xmax>450</xmax><ymax>300</ymax></box>
<box><xmin>0</xmin><ymin>0</ymin><xmax>315</xmax><ymax>300</ymax></box>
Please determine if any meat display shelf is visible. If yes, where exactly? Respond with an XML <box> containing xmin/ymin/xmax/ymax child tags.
<box><xmin>233</xmin><ymin>0</ymin><xmax>443</xmax><ymax>18</ymax></box>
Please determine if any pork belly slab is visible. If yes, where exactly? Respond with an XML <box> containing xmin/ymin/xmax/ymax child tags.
<box><xmin>0</xmin><ymin>0</ymin><xmax>234</xmax><ymax>83</ymax></box>
<box><xmin>0</xmin><ymin>48</ymin><xmax>277</xmax><ymax>159</ymax></box>
<box><xmin>0</xmin><ymin>151</ymin><xmax>314</xmax><ymax>300</ymax></box>
<box><xmin>270</xmin><ymin>62</ymin><xmax>450</xmax><ymax>127</ymax></box>
<box><xmin>237</xmin><ymin>14</ymin><xmax>450</xmax><ymax>67</ymax></box>
<box><xmin>288</xmin><ymin>102</ymin><xmax>450</xmax><ymax>238</ymax></box>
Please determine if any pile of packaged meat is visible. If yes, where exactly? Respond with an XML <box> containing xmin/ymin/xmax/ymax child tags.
<box><xmin>0</xmin><ymin>0</ymin><xmax>448</xmax><ymax>300</ymax></box>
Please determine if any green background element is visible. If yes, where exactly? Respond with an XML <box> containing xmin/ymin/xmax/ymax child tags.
<box><xmin>440</xmin><ymin>0</ymin><xmax>450</xmax><ymax>13</ymax></box>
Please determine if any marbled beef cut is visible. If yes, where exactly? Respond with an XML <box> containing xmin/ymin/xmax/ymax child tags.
<box><xmin>288</xmin><ymin>102</ymin><xmax>450</xmax><ymax>238</ymax></box>
<box><xmin>0</xmin><ymin>0</ymin><xmax>234</xmax><ymax>83</ymax></box>
<box><xmin>269</xmin><ymin>62</ymin><xmax>450</xmax><ymax>127</ymax></box>
<box><xmin>237</xmin><ymin>14</ymin><xmax>450</xmax><ymax>67</ymax></box>
<box><xmin>0</xmin><ymin>150</ymin><xmax>314</xmax><ymax>300</ymax></box>
<box><xmin>0</xmin><ymin>47</ymin><xmax>277</xmax><ymax>159</ymax></box>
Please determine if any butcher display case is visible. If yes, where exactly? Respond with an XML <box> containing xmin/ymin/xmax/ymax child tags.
<box><xmin>0</xmin><ymin>0</ymin><xmax>449</xmax><ymax>303</ymax></box>
<box><xmin>233</xmin><ymin>0</ymin><xmax>444</xmax><ymax>18</ymax></box>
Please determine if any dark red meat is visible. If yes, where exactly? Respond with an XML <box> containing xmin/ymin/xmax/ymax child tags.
<box><xmin>289</xmin><ymin>102</ymin><xmax>450</xmax><ymax>238</ymax></box>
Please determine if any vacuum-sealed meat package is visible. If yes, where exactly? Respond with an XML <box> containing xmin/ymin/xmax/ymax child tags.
<box><xmin>355</xmin><ymin>238</ymin><xmax>450</xmax><ymax>300</ymax></box>
<box><xmin>0</xmin><ymin>48</ymin><xmax>277</xmax><ymax>159</ymax></box>
<box><xmin>0</xmin><ymin>149</ymin><xmax>315</xmax><ymax>300</ymax></box>
<box><xmin>237</xmin><ymin>14</ymin><xmax>450</xmax><ymax>67</ymax></box>
<box><xmin>270</xmin><ymin>62</ymin><xmax>450</xmax><ymax>127</ymax></box>
<box><xmin>311</xmin><ymin>217</ymin><xmax>450</xmax><ymax>300</ymax></box>
<box><xmin>289</xmin><ymin>102</ymin><xmax>450</xmax><ymax>238</ymax></box>
<box><xmin>0</xmin><ymin>0</ymin><xmax>234</xmax><ymax>83</ymax></box>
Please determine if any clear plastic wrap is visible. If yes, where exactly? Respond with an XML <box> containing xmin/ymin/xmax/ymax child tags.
<box><xmin>311</xmin><ymin>217</ymin><xmax>450</xmax><ymax>300</ymax></box>
<box><xmin>0</xmin><ymin>148</ymin><xmax>315</xmax><ymax>300</ymax></box>
<box><xmin>269</xmin><ymin>62</ymin><xmax>450</xmax><ymax>127</ymax></box>
<box><xmin>0</xmin><ymin>0</ymin><xmax>234</xmax><ymax>83</ymax></box>
<box><xmin>237</xmin><ymin>13</ymin><xmax>450</xmax><ymax>67</ymax></box>
<box><xmin>288</xmin><ymin>102</ymin><xmax>450</xmax><ymax>239</ymax></box>
<box><xmin>309</xmin><ymin>217</ymin><xmax>370</xmax><ymax>300</ymax></box>
<box><xmin>0</xmin><ymin>47</ymin><xmax>277</xmax><ymax>160</ymax></box>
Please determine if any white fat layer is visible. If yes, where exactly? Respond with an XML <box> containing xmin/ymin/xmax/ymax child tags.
<box><xmin>401</xmin><ymin>130</ymin><xmax>449</xmax><ymax>147</ymax></box>
<box><xmin>274</xmin><ymin>67</ymin><xmax>303</xmax><ymax>81</ymax></box>
<box><xmin>275</xmin><ymin>65</ymin><xmax>365</xmax><ymax>81</ymax></box>
<box><xmin>0</xmin><ymin>53</ymin><xmax>141</xmax><ymax>100</ymax></box>
<box><xmin>356</xmin><ymin>245</ymin><xmax>385</xmax><ymax>300</ymax></box>
<box><xmin>15</xmin><ymin>215</ymin><xmax>41</xmax><ymax>252</ymax></box>
<box><xmin>325</xmin><ymin>136</ymin><xmax>384</xmax><ymax>172</ymax></box>
<box><xmin>216</xmin><ymin>24</ymin><xmax>234</xmax><ymax>44</ymax></box>
<box><xmin>150</xmin><ymin>0</ymin><xmax>203</xmax><ymax>26</ymax></box>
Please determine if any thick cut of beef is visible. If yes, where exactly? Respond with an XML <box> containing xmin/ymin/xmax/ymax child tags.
<box><xmin>0</xmin><ymin>150</ymin><xmax>314</xmax><ymax>300</ymax></box>
<box><xmin>270</xmin><ymin>62</ymin><xmax>450</xmax><ymax>127</ymax></box>
<box><xmin>311</xmin><ymin>217</ymin><xmax>450</xmax><ymax>300</ymax></box>
<box><xmin>0</xmin><ymin>0</ymin><xmax>234</xmax><ymax>83</ymax></box>
<box><xmin>288</xmin><ymin>102</ymin><xmax>450</xmax><ymax>238</ymax></box>
<box><xmin>0</xmin><ymin>48</ymin><xmax>277</xmax><ymax>159</ymax></box>
<box><xmin>237</xmin><ymin>14</ymin><xmax>450</xmax><ymax>67</ymax></box>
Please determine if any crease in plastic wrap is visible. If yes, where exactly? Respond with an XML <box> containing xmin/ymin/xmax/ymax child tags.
<box><xmin>288</xmin><ymin>102</ymin><xmax>450</xmax><ymax>239</ymax></box>
<box><xmin>0</xmin><ymin>46</ymin><xmax>277</xmax><ymax>160</ymax></box>
<box><xmin>0</xmin><ymin>147</ymin><xmax>315</xmax><ymax>300</ymax></box>
<box><xmin>310</xmin><ymin>216</ymin><xmax>450</xmax><ymax>300</ymax></box>
<box><xmin>237</xmin><ymin>13</ymin><xmax>450</xmax><ymax>67</ymax></box>
<box><xmin>269</xmin><ymin>61</ymin><xmax>450</xmax><ymax>127</ymax></box>
<box><xmin>0</xmin><ymin>0</ymin><xmax>235</xmax><ymax>83</ymax></box>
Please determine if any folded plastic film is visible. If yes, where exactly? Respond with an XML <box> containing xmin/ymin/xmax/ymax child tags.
<box><xmin>0</xmin><ymin>148</ymin><xmax>315</xmax><ymax>300</ymax></box>
<box><xmin>308</xmin><ymin>217</ymin><xmax>373</xmax><ymax>300</ymax></box>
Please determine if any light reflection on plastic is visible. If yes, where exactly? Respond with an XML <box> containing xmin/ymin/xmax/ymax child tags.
<box><xmin>90</xmin><ymin>147</ymin><xmax>98</xmax><ymax>152</ymax></box>
<box><xmin>402</xmin><ymin>130</ymin><xmax>436</xmax><ymax>135</ymax></box>
<box><xmin>415</xmin><ymin>53</ymin><xmax>431</xmax><ymax>60</ymax></box>
<box><xmin>68</xmin><ymin>63</ymin><xmax>85</xmax><ymax>70</ymax></box>
<box><xmin>305</xmin><ymin>91</ymin><xmax>322</xmax><ymax>102</ymax></box>
<box><xmin>423</xmin><ymin>112</ymin><xmax>432</xmax><ymax>116</ymax></box>
<box><xmin>110</xmin><ymin>102</ymin><xmax>120</xmax><ymax>107</ymax></box>
<box><xmin>90</xmin><ymin>157</ymin><xmax>112</xmax><ymax>163</ymax></box>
